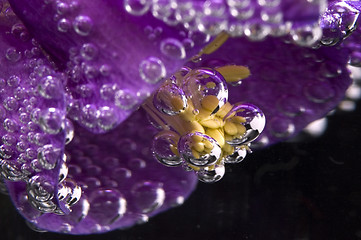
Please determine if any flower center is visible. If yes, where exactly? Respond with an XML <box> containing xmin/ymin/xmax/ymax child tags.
<box><xmin>143</xmin><ymin>65</ymin><xmax>265</xmax><ymax>183</ymax></box>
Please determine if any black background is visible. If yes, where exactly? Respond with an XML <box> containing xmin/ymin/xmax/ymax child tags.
<box><xmin>1</xmin><ymin>102</ymin><xmax>361</xmax><ymax>240</ymax></box>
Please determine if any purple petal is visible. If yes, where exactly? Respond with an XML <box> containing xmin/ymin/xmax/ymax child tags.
<box><xmin>191</xmin><ymin>35</ymin><xmax>352</xmax><ymax>146</ymax></box>
<box><xmin>0</xmin><ymin>1</ymin><xmax>197</xmax><ymax>234</ymax></box>
<box><xmin>7</xmin><ymin>109</ymin><xmax>197</xmax><ymax>234</ymax></box>
<box><xmin>8</xmin><ymin>0</ymin><xmax>208</xmax><ymax>133</ymax></box>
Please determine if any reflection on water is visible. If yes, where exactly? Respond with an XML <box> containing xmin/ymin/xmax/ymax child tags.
<box><xmin>1</xmin><ymin>102</ymin><xmax>361</xmax><ymax>240</ymax></box>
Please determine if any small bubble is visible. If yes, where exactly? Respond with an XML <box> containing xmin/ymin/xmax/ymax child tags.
<box><xmin>124</xmin><ymin>0</ymin><xmax>151</xmax><ymax>16</ymax></box>
<box><xmin>37</xmin><ymin>144</ymin><xmax>61</xmax><ymax>170</ymax></box>
<box><xmin>80</xmin><ymin>43</ymin><xmax>98</xmax><ymax>60</ymax></box>
<box><xmin>39</xmin><ymin>108</ymin><xmax>64</xmax><ymax>134</ymax></box>
<box><xmin>115</xmin><ymin>89</ymin><xmax>138</xmax><ymax>110</ymax></box>
<box><xmin>139</xmin><ymin>57</ymin><xmax>166</xmax><ymax>84</ymax></box>
<box><xmin>6</xmin><ymin>47</ymin><xmax>21</xmax><ymax>62</ymax></box>
<box><xmin>160</xmin><ymin>38</ymin><xmax>186</xmax><ymax>59</ymax></box>
<box><xmin>73</xmin><ymin>15</ymin><xmax>93</xmax><ymax>36</ymax></box>
<box><xmin>131</xmin><ymin>181</ymin><xmax>165</xmax><ymax>213</ymax></box>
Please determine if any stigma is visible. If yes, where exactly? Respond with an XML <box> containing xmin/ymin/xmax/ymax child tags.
<box><xmin>143</xmin><ymin>65</ymin><xmax>265</xmax><ymax>183</ymax></box>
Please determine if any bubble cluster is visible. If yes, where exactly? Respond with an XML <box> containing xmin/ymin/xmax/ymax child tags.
<box><xmin>147</xmin><ymin>66</ymin><xmax>265</xmax><ymax>182</ymax></box>
<box><xmin>124</xmin><ymin>0</ymin><xmax>326</xmax><ymax>46</ymax></box>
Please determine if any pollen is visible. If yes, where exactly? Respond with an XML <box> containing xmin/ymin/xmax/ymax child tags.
<box><xmin>146</xmin><ymin>66</ymin><xmax>265</xmax><ymax>183</ymax></box>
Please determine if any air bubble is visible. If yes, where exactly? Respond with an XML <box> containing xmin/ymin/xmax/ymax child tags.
<box><xmin>38</xmin><ymin>76</ymin><xmax>63</xmax><ymax>99</ymax></box>
<box><xmin>178</xmin><ymin>132</ymin><xmax>221</xmax><ymax>167</ymax></box>
<box><xmin>115</xmin><ymin>89</ymin><xmax>138</xmax><ymax>110</ymax></box>
<box><xmin>37</xmin><ymin>144</ymin><xmax>61</xmax><ymax>170</ymax></box>
<box><xmin>6</xmin><ymin>47</ymin><xmax>21</xmax><ymax>62</ymax></box>
<box><xmin>224</xmin><ymin>103</ymin><xmax>265</xmax><ymax>146</ymax></box>
<box><xmin>124</xmin><ymin>0</ymin><xmax>151</xmax><ymax>16</ymax></box>
<box><xmin>160</xmin><ymin>38</ymin><xmax>186</xmax><ymax>59</ymax></box>
<box><xmin>39</xmin><ymin>108</ymin><xmax>64</xmax><ymax>134</ymax></box>
<box><xmin>139</xmin><ymin>57</ymin><xmax>166</xmax><ymax>84</ymax></box>
<box><xmin>80</xmin><ymin>43</ymin><xmax>98</xmax><ymax>60</ymax></box>
<box><xmin>197</xmin><ymin>164</ymin><xmax>225</xmax><ymax>183</ymax></box>
<box><xmin>73</xmin><ymin>15</ymin><xmax>93</xmax><ymax>36</ymax></box>
<box><xmin>131</xmin><ymin>181</ymin><xmax>165</xmax><ymax>213</ymax></box>
<box><xmin>152</xmin><ymin>130</ymin><xmax>182</xmax><ymax>166</ymax></box>
<box><xmin>153</xmin><ymin>82</ymin><xmax>187</xmax><ymax>115</ymax></box>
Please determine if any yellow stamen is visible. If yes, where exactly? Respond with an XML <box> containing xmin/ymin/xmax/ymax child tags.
<box><xmin>215</xmin><ymin>65</ymin><xmax>251</xmax><ymax>83</ymax></box>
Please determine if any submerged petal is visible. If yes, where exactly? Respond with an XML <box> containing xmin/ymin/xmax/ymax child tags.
<box><xmin>9</xmin><ymin>0</ymin><xmax>209</xmax><ymax>133</ymax></box>
<box><xmin>7</xmin><ymin>110</ymin><xmax>197</xmax><ymax>234</ymax></box>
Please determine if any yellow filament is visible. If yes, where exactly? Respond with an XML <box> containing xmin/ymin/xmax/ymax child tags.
<box><xmin>200</xmin><ymin>32</ymin><xmax>230</xmax><ymax>55</ymax></box>
<box><xmin>201</xmin><ymin>95</ymin><xmax>219</xmax><ymax>112</ymax></box>
<box><xmin>215</xmin><ymin>65</ymin><xmax>251</xmax><ymax>83</ymax></box>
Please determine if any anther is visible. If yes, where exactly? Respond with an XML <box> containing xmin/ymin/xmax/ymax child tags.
<box><xmin>145</xmin><ymin>66</ymin><xmax>265</xmax><ymax>183</ymax></box>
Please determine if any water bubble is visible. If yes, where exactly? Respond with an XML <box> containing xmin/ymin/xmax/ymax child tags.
<box><xmin>98</xmin><ymin>106</ymin><xmax>118</xmax><ymax>131</ymax></box>
<box><xmin>160</xmin><ymin>38</ymin><xmax>186</xmax><ymax>59</ymax></box>
<box><xmin>4</xmin><ymin>118</ymin><xmax>18</xmax><ymax>132</ymax></box>
<box><xmin>304</xmin><ymin>81</ymin><xmax>335</xmax><ymax>103</ymax></box>
<box><xmin>153</xmin><ymin>82</ymin><xmax>187</xmax><ymax>115</ymax></box>
<box><xmin>37</xmin><ymin>144</ymin><xmax>61</xmax><ymax>170</ymax></box>
<box><xmin>58</xmin><ymin>18</ymin><xmax>71</xmax><ymax>32</ymax></box>
<box><xmin>80</xmin><ymin>104</ymin><xmax>98</xmax><ymax>129</ymax></box>
<box><xmin>88</xmin><ymin>189</ymin><xmax>127</xmax><ymax>225</ymax></box>
<box><xmin>225</xmin><ymin>147</ymin><xmax>247</xmax><ymax>163</ymax></box>
<box><xmin>178</xmin><ymin>132</ymin><xmax>221</xmax><ymax>167</ymax></box>
<box><xmin>224</xmin><ymin>103</ymin><xmax>266</xmax><ymax>146</ymax></box>
<box><xmin>2</xmin><ymin>134</ymin><xmax>16</xmax><ymax>146</ymax></box>
<box><xmin>39</xmin><ymin>108</ymin><xmax>64</xmax><ymax>134</ymax></box>
<box><xmin>152</xmin><ymin>130</ymin><xmax>182</xmax><ymax>166</ymax></box>
<box><xmin>182</xmin><ymin>68</ymin><xmax>228</xmax><ymax>111</ymax></box>
<box><xmin>64</xmin><ymin>118</ymin><xmax>74</xmax><ymax>144</ymax></box>
<box><xmin>7</xmin><ymin>75</ymin><xmax>20</xmax><ymax>87</ymax></box>
<box><xmin>100</xmin><ymin>83</ymin><xmax>119</xmax><ymax>100</ymax></box>
<box><xmin>56</xmin><ymin>1</ymin><xmax>69</xmax><ymax>15</ymax></box>
<box><xmin>27</xmin><ymin>175</ymin><xmax>55</xmax><ymax>202</ymax></box>
<box><xmin>0</xmin><ymin>145</ymin><xmax>14</xmax><ymax>159</ymax></box>
<box><xmin>38</xmin><ymin>76</ymin><xmax>63</xmax><ymax>99</ymax></box>
<box><xmin>124</xmin><ymin>0</ymin><xmax>151</xmax><ymax>16</ymax></box>
<box><xmin>1</xmin><ymin>161</ymin><xmax>24</xmax><ymax>181</ymax></box>
<box><xmin>73</xmin><ymin>15</ymin><xmax>93</xmax><ymax>36</ymax></box>
<box><xmin>244</xmin><ymin>23</ymin><xmax>271</xmax><ymax>41</ymax></box>
<box><xmin>139</xmin><ymin>57</ymin><xmax>166</xmax><ymax>84</ymax></box>
<box><xmin>115</xmin><ymin>89</ymin><xmax>138</xmax><ymax>110</ymax></box>
<box><xmin>269</xmin><ymin>116</ymin><xmax>295</xmax><ymax>138</ymax></box>
<box><xmin>291</xmin><ymin>25</ymin><xmax>322</xmax><ymax>47</ymax></box>
<box><xmin>6</xmin><ymin>47</ymin><xmax>21</xmax><ymax>62</ymax></box>
<box><xmin>197</xmin><ymin>164</ymin><xmax>225</xmax><ymax>183</ymax></box>
<box><xmin>80</xmin><ymin>43</ymin><xmax>98</xmax><ymax>60</ymax></box>
<box><xmin>3</xmin><ymin>97</ymin><xmax>19</xmax><ymax>111</ymax></box>
<box><xmin>131</xmin><ymin>181</ymin><xmax>165</xmax><ymax>213</ymax></box>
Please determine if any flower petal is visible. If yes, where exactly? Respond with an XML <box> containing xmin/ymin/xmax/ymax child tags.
<box><xmin>9</xmin><ymin>0</ymin><xmax>209</xmax><ymax>133</ymax></box>
<box><xmin>7</xmin><ymin>109</ymin><xmax>197</xmax><ymax>234</ymax></box>
<box><xmin>191</xmin><ymin>35</ymin><xmax>352</xmax><ymax>146</ymax></box>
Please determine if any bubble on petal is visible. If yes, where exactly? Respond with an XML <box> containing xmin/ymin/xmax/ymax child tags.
<box><xmin>131</xmin><ymin>181</ymin><xmax>165</xmax><ymax>214</ymax></box>
<box><xmin>139</xmin><ymin>57</ymin><xmax>166</xmax><ymax>84</ymax></box>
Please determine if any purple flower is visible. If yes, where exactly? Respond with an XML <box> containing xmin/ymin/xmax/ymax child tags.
<box><xmin>0</xmin><ymin>0</ymin><xmax>359</xmax><ymax>235</ymax></box>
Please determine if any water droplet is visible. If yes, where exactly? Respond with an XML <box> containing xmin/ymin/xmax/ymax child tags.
<box><xmin>178</xmin><ymin>132</ymin><xmax>221</xmax><ymax>167</ymax></box>
<box><xmin>160</xmin><ymin>38</ymin><xmax>186</xmax><ymax>59</ymax></box>
<box><xmin>115</xmin><ymin>89</ymin><xmax>138</xmax><ymax>110</ymax></box>
<box><xmin>7</xmin><ymin>75</ymin><xmax>20</xmax><ymax>87</ymax></box>
<box><xmin>27</xmin><ymin>175</ymin><xmax>55</xmax><ymax>202</ymax></box>
<box><xmin>124</xmin><ymin>0</ymin><xmax>151</xmax><ymax>16</ymax></box>
<box><xmin>38</xmin><ymin>76</ymin><xmax>63</xmax><ymax>99</ymax></box>
<box><xmin>269</xmin><ymin>116</ymin><xmax>295</xmax><ymax>138</ymax></box>
<box><xmin>152</xmin><ymin>130</ymin><xmax>182</xmax><ymax>166</ymax></box>
<box><xmin>80</xmin><ymin>43</ymin><xmax>98</xmax><ymax>60</ymax></box>
<box><xmin>304</xmin><ymin>81</ymin><xmax>335</xmax><ymax>103</ymax></box>
<box><xmin>291</xmin><ymin>25</ymin><xmax>322</xmax><ymax>47</ymax></box>
<box><xmin>139</xmin><ymin>57</ymin><xmax>166</xmax><ymax>84</ymax></box>
<box><xmin>64</xmin><ymin>118</ymin><xmax>74</xmax><ymax>144</ymax></box>
<box><xmin>6</xmin><ymin>47</ymin><xmax>21</xmax><ymax>62</ymax></box>
<box><xmin>197</xmin><ymin>164</ymin><xmax>225</xmax><ymax>183</ymax></box>
<box><xmin>100</xmin><ymin>83</ymin><xmax>119</xmax><ymax>100</ymax></box>
<box><xmin>88</xmin><ymin>189</ymin><xmax>127</xmax><ymax>225</ymax></box>
<box><xmin>182</xmin><ymin>68</ymin><xmax>228</xmax><ymax>111</ymax></box>
<box><xmin>37</xmin><ymin>144</ymin><xmax>61</xmax><ymax>170</ymax></box>
<box><xmin>225</xmin><ymin>147</ymin><xmax>247</xmax><ymax>163</ymax></box>
<box><xmin>73</xmin><ymin>15</ymin><xmax>93</xmax><ymax>36</ymax></box>
<box><xmin>98</xmin><ymin>106</ymin><xmax>118</xmax><ymax>131</ymax></box>
<box><xmin>131</xmin><ymin>181</ymin><xmax>165</xmax><ymax>213</ymax></box>
<box><xmin>153</xmin><ymin>82</ymin><xmax>187</xmax><ymax>115</ymax></box>
<box><xmin>3</xmin><ymin>97</ymin><xmax>19</xmax><ymax>111</ymax></box>
<box><xmin>224</xmin><ymin>103</ymin><xmax>266</xmax><ymax>146</ymax></box>
<box><xmin>39</xmin><ymin>108</ymin><xmax>64</xmax><ymax>134</ymax></box>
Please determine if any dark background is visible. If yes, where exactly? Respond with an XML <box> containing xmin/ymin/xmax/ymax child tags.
<box><xmin>1</xmin><ymin>102</ymin><xmax>361</xmax><ymax>240</ymax></box>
